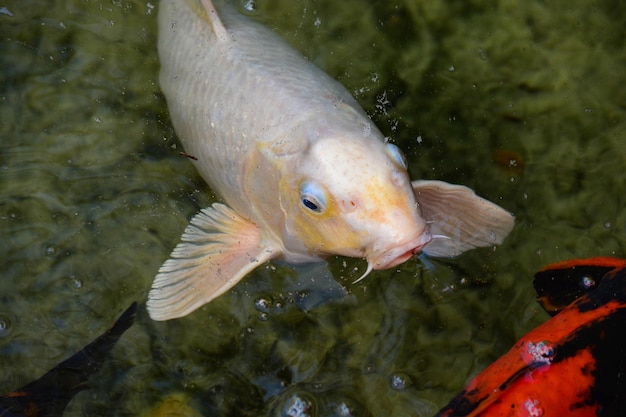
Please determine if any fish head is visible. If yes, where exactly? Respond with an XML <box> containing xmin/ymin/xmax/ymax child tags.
<box><xmin>279</xmin><ymin>134</ymin><xmax>431</xmax><ymax>274</ymax></box>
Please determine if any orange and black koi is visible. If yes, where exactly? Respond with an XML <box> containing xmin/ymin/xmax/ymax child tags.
<box><xmin>0</xmin><ymin>303</ymin><xmax>136</xmax><ymax>417</ymax></box>
<box><xmin>435</xmin><ymin>257</ymin><xmax>626</xmax><ymax>417</ymax></box>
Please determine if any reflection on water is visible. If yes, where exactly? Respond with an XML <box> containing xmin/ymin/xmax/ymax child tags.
<box><xmin>1</xmin><ymin>0</ymin><xmax>625</xmax><ymax>415</ymax></box>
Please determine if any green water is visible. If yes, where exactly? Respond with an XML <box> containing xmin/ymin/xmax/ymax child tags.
<box><xmin>1</xmin><ymin>0</ymin><xmax>625</xmax><ymax>415</ymax></box>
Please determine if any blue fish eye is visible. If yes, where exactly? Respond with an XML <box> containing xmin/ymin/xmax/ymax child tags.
<box><xmin>300</xmin><ymin>181</ymin><xmax>326</xmax><ymax>214</ymax></box>
<box><xmin>386</xmin><ymin>143</ymin><xmax>407</xmax><ymax>169</ymax></box>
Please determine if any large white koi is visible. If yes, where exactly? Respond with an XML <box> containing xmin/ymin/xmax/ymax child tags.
<box><xmin>147</xmin><ymin>0</ymin><xmax>514</xmax><ymax>320</ymax></box>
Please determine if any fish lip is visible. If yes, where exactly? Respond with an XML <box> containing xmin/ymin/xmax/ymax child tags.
<box><xmin>369</xmin><ymin>231</ymin><xmax>432</xmax><ymax>270</ymax></box>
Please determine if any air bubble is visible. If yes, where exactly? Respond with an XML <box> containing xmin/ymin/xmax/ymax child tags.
<box><xmin>282</xmin><ymin>393</ymin><xmax>317</xmax><ymax>417</ymax></box>
<box><xmin>0</xmin><ymin>315</ymin><xmax>13</xmax><ymax>337</ymax></box>
<box><xmin>335</xmin><ymin>402</ymin><xmax>351</xmax><ymax>416</ymax></box>
<box><xmin>45</xmin><ymin>244</ymin><xmax>57</xmax><ymax>256</ymax></box>
<box><xmin>524</xmin><ymin>399</ymin><xmax>544</xmax><ymax>417</ymax></box>
<box><xmin>237</xmin><ymin>0</ymin><xmax>259</xmax><ymax>16</ymax></box>
<box><xmin>364</xmin><ymin>363</ymin><xmax>376</xmax><ymax>374</ymax></box>
<box><xmin>254</xmin><ymin>296</ymin><xmax>272</xmax><ymax>312</ymax></box>
<box><xmin>580</xmin><ymin>275</ymin><xmax>595</xmax><ymax>289</ymax></box>
<box><xmin>389</xmin><ymin>372</ymin><xmax>412</xmax><ymax>391</ymax></box>
<box><xmin>525</xmin><ymin>341</ymin><xmax>554</xmax><ymax>365</ymax></box>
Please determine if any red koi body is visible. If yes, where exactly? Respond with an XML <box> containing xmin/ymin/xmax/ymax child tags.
<box><xmin>436</xmin><ymin>258</ymin><xmax>626</xmax><ymax>417</ymax></box>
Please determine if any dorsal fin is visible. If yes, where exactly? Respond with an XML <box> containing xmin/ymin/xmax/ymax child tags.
<box><xmin>200</xmin><ymin>0</ymin><xmax>228</xmax><ymax>41</ymax></box>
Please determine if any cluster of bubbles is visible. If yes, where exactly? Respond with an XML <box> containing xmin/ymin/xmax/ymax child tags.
<box><xmin>271</xmin><ymin>390</ymin><xmax>369</xmax><ymax>417</ymax></box>
<box><xmin>254</xmin><ymin>295</ymin><xmax>286</xmax><ymax>321</ymax></box>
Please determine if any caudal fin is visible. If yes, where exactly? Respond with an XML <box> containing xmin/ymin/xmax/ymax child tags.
<box><xmin>0</xmin><ymin>303</ymin><xmax>137</xmax><ymax>417</ymax></box>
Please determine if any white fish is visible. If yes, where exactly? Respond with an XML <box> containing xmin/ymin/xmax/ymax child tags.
<box><xmin>147</xmin><ymin>0</ymin><xmax>514</xmax><ymax>320</ymax></box>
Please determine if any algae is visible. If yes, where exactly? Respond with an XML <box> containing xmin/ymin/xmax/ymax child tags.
<box><xmin>1</xmin><ymin>0</ymin><xmax>624</xmax><ymax>416</ymax></box>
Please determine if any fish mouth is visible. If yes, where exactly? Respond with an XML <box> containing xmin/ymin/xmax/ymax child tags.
<box><xmin>369</xmin><ymin>231</ymin><xmax>432</xmax><ymax>271</ymax></box>
<box><xmin>352</xmin><ymin>231</ymin><xmax>432</xmax><ymax>284</ymax></box>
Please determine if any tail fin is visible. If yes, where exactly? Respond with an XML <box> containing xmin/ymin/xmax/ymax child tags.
<box><xmin>0</xmin><ymin>302</ymin><xmax>137</xmax><ymax>417</ymax></box>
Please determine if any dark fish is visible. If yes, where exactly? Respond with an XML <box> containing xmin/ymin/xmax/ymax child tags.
<box><xmin>435</xmin><ymin>258</ymin><xmax>626</xmax><ymax>416</ymax></box>
<box><xmin>0</xmin><ymin>302</ymin><xmax>137</xmax><ymax>417</ymax></box>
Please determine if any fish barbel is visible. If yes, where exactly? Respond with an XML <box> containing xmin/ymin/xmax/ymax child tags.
<box><xmin>148</xmin><ymin>0</ymin><xmax>514</xmax><ymax>320</ymax></box>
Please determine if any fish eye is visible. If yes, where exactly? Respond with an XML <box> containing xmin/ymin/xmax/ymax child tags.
<box><xmin>300</xmin><ymin>181</ymin><xmax>326</xmax><ymax>214</ymax></box>
<box><xmin>386</xmin><ymin>143</ymin><xmax>407</xmax><ymax>169</ymax></box>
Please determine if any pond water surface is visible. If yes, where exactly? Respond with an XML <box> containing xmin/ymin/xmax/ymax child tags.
<box><xmin>1</xmin><ymin>0</ymin><xmax>625</xmax><ymax>416</ymax></box>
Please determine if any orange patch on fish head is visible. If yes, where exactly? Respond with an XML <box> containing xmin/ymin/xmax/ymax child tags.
<box><xmin>279</xmin><ymin>136</ymin><xmax>431</xmax><ymax>271</ymax></box>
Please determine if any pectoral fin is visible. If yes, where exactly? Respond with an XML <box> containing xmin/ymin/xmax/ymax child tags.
<box><xmin>147</xmin><ymin>203</ymin><xmax>279</xmax><ymax>321</ymax></box>
<box><xmin>412</xmin><ymin>180</ymin><xmax>514</xmax><ymax>258</ymax></box>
